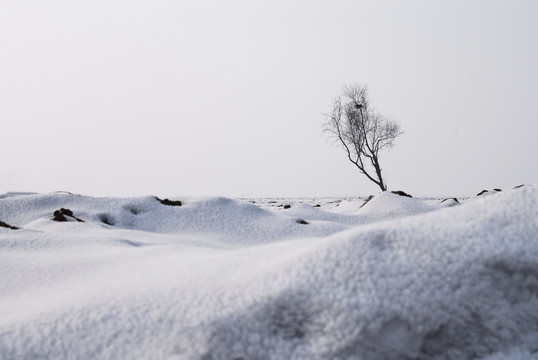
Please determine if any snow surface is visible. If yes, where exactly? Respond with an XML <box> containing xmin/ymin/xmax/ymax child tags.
<box><xmin>0</xmin><ymin>187</ymin><xmax>537</xmax><ymax>359</ymax></box>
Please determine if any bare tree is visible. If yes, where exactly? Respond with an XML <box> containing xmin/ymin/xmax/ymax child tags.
<box><xmin>324</xmin><ymin>84</ymin><xmax>403</xmax><ymax>191</ymax></box>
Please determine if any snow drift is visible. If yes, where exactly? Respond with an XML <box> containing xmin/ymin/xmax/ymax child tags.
<box><xmin>0</xmin><ymin>187</ymin><xmax>537</xmax><ymax>359</ymax></box>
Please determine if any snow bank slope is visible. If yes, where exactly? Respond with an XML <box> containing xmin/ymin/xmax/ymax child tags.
<box><xmin>179</xmin><ymin>187</ymin><xmax>538</xmax><ymax>360</ymax></box>
<box><xmin>0</xmin><ymin>187</ymin><xmax>537</xmax><ymax>360</ymax></box>
<box><xmin>357</xmin><ymin>191</ymin><xmax>436</xmax><ymax>218</ymax></box>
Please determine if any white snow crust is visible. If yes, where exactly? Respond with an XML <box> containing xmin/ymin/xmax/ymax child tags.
<box><xmin>1</xmin><ymin>187</ymin><xmax>537</xmax><ymax>359</ymax></box>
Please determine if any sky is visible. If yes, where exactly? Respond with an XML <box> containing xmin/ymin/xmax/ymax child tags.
<box><xmin>1</xmin><ymin>0</ymin><xmax>537</xmax><ymax>198</ymax></box>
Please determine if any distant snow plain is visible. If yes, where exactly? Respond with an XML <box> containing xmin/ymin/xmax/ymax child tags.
<box><xmin>1</xmin><ymin>186</ymin><xmax>537</xmax><ymax>360</ymax></box>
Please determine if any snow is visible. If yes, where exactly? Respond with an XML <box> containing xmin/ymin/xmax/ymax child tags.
<box><xmin>0</xmin><ymin>186</ymin><xmax>537</xmax><ymax>359</ymax></box>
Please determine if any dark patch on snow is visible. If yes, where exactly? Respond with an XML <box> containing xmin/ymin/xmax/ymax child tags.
<box><xmin>53</xmin><ymin>208</ymin><xmax>84</xmax><ymax>222</ymax></box>
<box><xmin>391</xmin><ymin>190</ymin><xmax>413</xmax><ymax>198</ymax></box>
<box><xmin>296</xmin><ymin>219</ymin><xmax>309</xmax><ymax>225</ymax></box>
<box><xmin>282</xmin><ymin>204</ymin><xmax>291</xmax><ymax>209</ymax></box>
<box><xmin>477</xmin><ymin>189</ymin><xmax>502</xmax><ymax>196</ymax></box>
<box><xmin>514</xmin><ymin>184</ymin><xmax>525</xmax><ymax>189</ymax></box>
<box><xmin>441</xmin><ymin>198</ymin><xmax>460</xmax><ymax>204</ymax></box>
<box><xmin>0</xmin><ymin>220</ymin><xmax>19</xmax><ymax>230</ymax></box>
<box><xmin>156</xmin><ymin>197</ymin><xmax>182</xmax><ymax>207</ymax></box>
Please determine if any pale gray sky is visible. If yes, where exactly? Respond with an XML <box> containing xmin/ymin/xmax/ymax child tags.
<box><xmin>1</xmin><ymin>0</ymin><xmax>537</xmax><ymax>197</ymax></box>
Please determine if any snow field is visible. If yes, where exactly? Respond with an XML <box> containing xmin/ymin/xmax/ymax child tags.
<box><xmin>0</xmin><ymin>187</ymin><xmax>537</xmax><ymax>359</ymax></box>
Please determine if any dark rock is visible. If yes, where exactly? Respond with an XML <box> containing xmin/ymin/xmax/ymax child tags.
<box><xmin>313</xmin><ymin>204</ymin><xmax>321</xmax><ymax>208</ymax></box>
<box><xmin>477</xmin><ymin>189</ymin><xmax>502</xmax><ymax>196</ymax></box>
<box><xmin>296</xmin><ymin>219</ymin><xmax>309</xmax><ymax>225</ymax></box>
<box><xmin>283</xmin><ymin>204</ymin><xmax>291</xmax><ymax>209</ymax></box>
<box><xmin>53</xmin><ymin>208</ymin><xmax>84</xmax><ymax>222</ymax></box>
<box><xmin>391</xmin><ymin>190</ymin><xmax>413</xmax><ymax>198</ymax></box>
<box><xmin>440</xmin><ymin>198</ymin><xmax>460</xmax><ymax>207</ymax></box>
<box><xmin>156</xmin><ymin>197</ymin><xmax>182</xmax><ymax>207</ymax></box>
<box><xmin>53</xmin><ymin>210</ymin><xmax>68</xmax><ymax>222</ymax></box>
<box><xmin>513</xmin><ymin>184</ymin><xmax>525</xmax><ymax>189</ymax></box>
<box><xmin>0</xmin><ymin>220</ymin><xmax>19</xmax><ymax>230</ymax></box>
<box><xmin>441</xmin><ymin>198</ymin><xmax>459</xmax><ymax>204</ymax></box>
<box><xmin>360</xmin><ymin>195</ymin><xmax>375</xmax><ymax>208</ymax></box>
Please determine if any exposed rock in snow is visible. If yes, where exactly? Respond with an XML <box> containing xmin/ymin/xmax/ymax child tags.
<box><xmin>155</xmin><ymin>197</ymin><xmax>183</xmax><ymax>207</ymax></box>
<box><xmin>477</xmin><ymin>189</ymin><xmax>502</xmax><ymax>197</ymax></box>
<box><xmin>52</xmin><ymin>208</ymin><xmax>85</xmax><ymax>222</ymax></box>
<box><xmin>390</xmin><ymin>190</ymin><xmax>413</xmax><ymax>198</ymax></box>
<box><xmin>0</xmin><ymin>220</ymin><xmax>19</xmax><ymax>230</ymax></box>
<box><xmin>439</xmin><ymin>198</ymin><xmax>460</xmax><ymax>207</ymax></box>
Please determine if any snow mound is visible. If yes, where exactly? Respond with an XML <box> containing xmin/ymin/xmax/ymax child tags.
<box><xmin>178</xmin><ymin>187</ymin><xmax>538</xmax><ymax>359</ymax></box>
<box><xmin>1</xmin><ymin>187</ymin><xmax>537</xmax><ymax>359</ymax></box>
<box><xmin>0</xmin><ymin>194</ymin><xmax>345</xmax><ymax>245</ymax></box>
<box><xmin>357</xmin><ymin>191</ymin><xmax>437</xmax><ymax>219</ymax></box>
<box><xmin>330</xmin><ymin>192</ymin><xmax>436</xmax><ymax>221</ymax></box>
<box><xmin>438</xmin><ymin>197</ymin><xmax>460</xmax><ymax>207</ymax></box>
<box><xmin>330</xmin><ymin>192</ymin><xmax>437</xmax><ymax>221</ymax></box>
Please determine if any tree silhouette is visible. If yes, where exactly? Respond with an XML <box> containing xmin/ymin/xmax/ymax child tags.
<box><xmin>324</xmin><ymin>84</ymin><xmax>403</xmax><ymax>191</ymax></box>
